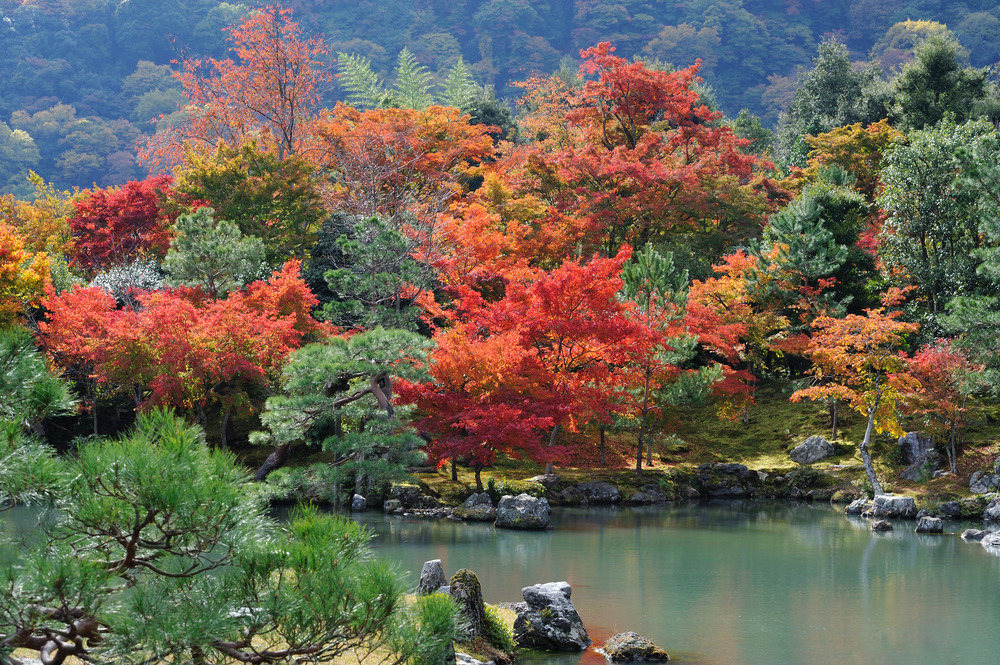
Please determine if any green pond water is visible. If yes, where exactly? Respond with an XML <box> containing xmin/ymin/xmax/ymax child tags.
<box><xmin>350</xmin><ymin>503</ymin><xmax>1000</xmax><ymax>665</ymax></box>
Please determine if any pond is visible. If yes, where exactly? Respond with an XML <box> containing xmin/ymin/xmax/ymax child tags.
<box><xmin>351</xmin><ymin>503</ymin><xmax>1000</xmax><ymax>665</ymax></box>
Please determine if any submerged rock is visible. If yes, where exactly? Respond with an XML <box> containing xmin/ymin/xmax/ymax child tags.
<box><xmin>513</xmin><ymin>581</ymin><xmax>590</xmax><ymax>652</ymax></box>
<box><xmin>602</xmin><ymin>632</ymin><xmax>670</xmax><ymax>662</ymax></box>
<box><xmin>450</xmin><ymin>569</ymin><xmax>487</xmax><ymax>639</ymax></box>
<box><xmin>417</xmin><ymin>559</ymin><xmax>448</xmax><ymax>596</ymax></box>
<box><xmin>870</xmin><ymin>519</ymin><xmax>893</xmax><ymax>532</ymax></box>
<box><xmin>865</xmin><ymin>494</ymin><xmax>917</xmax><ymax>519</ymax></box>
<box><xmin>789</xmin><ymin>436</ymin><xmax>835</xmax><ymax>464</ymax></box>
<box><xmin>915</xmin><ymin>516</ymin><xmax>943</xmax><ymax>533</ymax></box>
<box><xmin>576</xmin><ymin>480</ymin><xmax>621</xmax><ymax>505</ymax></box>
<box><xmin>495</xmin><ymin>494</ymin><xmax>551</xmax><ymax>530</ymax></box>
<box><xmin>454</xmin><ymin>493</ymin><xmax>496</xmax><ymax>522</ymax></box>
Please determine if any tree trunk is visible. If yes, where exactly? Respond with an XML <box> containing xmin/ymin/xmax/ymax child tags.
<box><xmin>544</xmin><ymin>425</ymin><xmax>560</xmax><ymax>475</ymax></box>
<box><xmin>451</xmin><ymin>457</ymin><xmax>458</xmax><ymax>481</ymax></box>
<box><xmin>831</xmin><ymin>399</ymin><xmax>838</xmax><ymax>441</ymax></box>
<box><xmin>474</xmin><ymin>464</ymin><xmax>483</xmax><ymax>492</ymax></box>
<box><xmin>220</xmin><ymin>409</ymin><xmax>233</xmax><ymax>450</ymax></box>
<box><xmin>859</xmin><ymin>398</ymin><xmax>883</xmax><ymax>496</ymax></box>
<box><xmin>254</xmin><ymin>443</ymin><xmax>291</xmax><ymax>481</ymax></box>
<box><xmin>599</xmin><ymin>427</ymin><xmax>606</xmax><ymax>468</ymax></box>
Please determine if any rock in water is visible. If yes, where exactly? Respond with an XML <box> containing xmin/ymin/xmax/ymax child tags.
<box><xmin>602</xmin><ymin>632</ymin><xmax>670</xmax><ymax>662</ymax></box>
<box><xmin>866</xmin><ymin>494</ymin><xmax>918</xmax><ymax>519</ymax></box>
<box><xmin>350</xmin><ymin>494</ymin><xmax>367</xmax><ymax>511</ymax></box>
<box><xmin>454</xmin><ymin>493</ymin><xmax>496</xmax><ymax>522</ymax></box>
<box><xmin>513</xmin><ymin>581</ymin><xmax>591</xmax><ymax>651</ymax></box>
<box><xmin>961</xmin><ymin>529</ymin><xmax>990</xmax><ymax>541</ymax></box>
<box><xmin>844</xmin><ymin>498</ymin><xmax>869</xmax><ymax>516</ymax></box>
<box><xmin>915</xmin><ymin>516</ymin><xmax>943</xmax><ymax>533</ymax></box>
<box><xmin>983</xmin><ymin>498</ymin><xmax>1000</xmax><ymax>524</ymax></box>
<box><xmin>789</xmin><ymin>436</ymin><xmax>835</xmax><ymax>464</ymax></box>
<box><xmin>383</xmin><ymin>499</ymin><xmax>402</xmax><ymax>514</ymax></box>
<box><xmin>870</xmin><ymin>519</ymin><xmax>893</xmax><ymax>532</ymax></box>
<box><xmin>456</xmin><ymin>654</ymin><xmax>495</xmax><ymax>665</ymax></box>
<box><xmin>576</xmin><ymin>480</ymin><xmax>621</xmax><ymax>505</ymax></box>
<box><xmin>417</xmin><ymin>559</ymin><xmax>447</xmax><ymax>596</ymax></box>
<box><xmin>450</xmin><ymin>569</ymin><xmax>487</xmax><ymax>639</ymax></box>
<box><xmin>495</xmin><ymin>494</ymin><xmax>551</xmax><ymax>530</ymax></box>
<box><xmin>981</xmin><ymin>532</ymin><xmax>1000</xmax><ymax>556</ymax></box>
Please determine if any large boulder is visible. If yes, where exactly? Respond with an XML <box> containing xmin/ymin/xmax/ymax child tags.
<box><xmin>528</xmin><ymin>474</ymin><xmax>561</xmax><ymax>489</ymax></box>
<box><xmin>915</xmin><ymin>516</ymin><xmax>943</xmax><ymax>533</ymax></box>
<box><xmin>454</xmin><ymin>493</ymin><xmax>496</xmax><ymax>522</ymax></box>
<box><xmin>390</xmin><ymin>483</ymin><xmax>439</xmax><ymax>509</ymax></box>
<box><xmin>602</xmin><ymin>632</ymin><xmax>670</xmax><ymax>663</ymax></box>
<box><xmin>350</xmin><ymin>494</ymin><xmax>367</xmax><ymax>512</ymax></box>
<box><xmin>983</xmin><ymin>498</ymin><xmax>1000</xmax><ymax>523</ymax></box>
<box><xmin>870</xmin><ymin>519</ymin><xmax>893</xmax><ymax>532</ymax></box>
<box><xmin>450</xmin><ymin>569</ymin><xmax>487</xmax><ymax>639</ymax></box>
<box><xmin>695</xmin><ymin>463</ymin><xmax>760</xmax><ymax>498</ymax></box>
<box><xmin>962</xmin><ymin>529</ymin><xmax>990</xmax><ymax>541</ymax></box>
<box><xmin>865</xmin><ymin>494</ymin><xmax>918</xmax><ymax>519</ymax></box>
<box><xmin>845</xmin><ymin>498</ymin><xmax>869</xmax><ymax>516</ymax></box>
<box><xmin>969</xmin><ymin>471</ymin><xmax>1000</xmax><ymax>494</ymax></box>
<box><xmin>981</xmin><ymin>532</ymin><xmax>1000</xmax><ymax>556</ymax></box>
<box><xmin>627</xmin><ymin>484</ymin><xmax>670</xmax><ymax>505</ymax></box>
<box><xmin>512</xmin><ymin>582</ymin><xmax>590</xmax><ymax>652</ymax></box>
<box><xmin>789</xmin><ymin>436</ymin><xmax>835</xmax><ymax>464</ymax></box>
<box><xmin>417</xmin><ymin>559</ymin><xmax>448</xmax><ymax>596</ymax></box>
<box><xmin>576</xmin><ymin>480</ymin><xmax>621</xmax><ymax>505</ymax></box>
<box><xmin>897</xmin><ymin>432</ymin><xmax>939</xmax><ymax>481</ymax></box>
<box><xmin>495</xmin><ymin>494</ymin><xmax>551</xmax><ymax>530</ymax></box>
<box><xmin>456</xmin><ymin>654</ymin><xmax>494</xmax><ymax>665</ymax></box>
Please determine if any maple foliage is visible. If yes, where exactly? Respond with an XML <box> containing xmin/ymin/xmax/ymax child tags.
<box><xmin>0</xmin><ymin>222</ymin><xmax>50</xmax><ymax>325</ymax></box>
<box><xmin>905</xmin><ymin>341</ymin><xmax>980</xmax><ymax>472</ymax></box>
<box><xmin>38</xmin><ymin>262</ymin><xmax>323</xmax><ymax>417</ymax></box>
<box><xmin>472</xmin><ymin>42</ymin><xmax>773</xmax><ymax>263</ymax></box>
<box><xmin>790</xmin><ymin>291</ymin><xmax>919</xmax><ymax>492</ymax></box>
<box><xmin>69</xmin><ymin>176</ymin><xmax>174</xmax><ymax>274</ymax></box>
<box><xmin>799</xmin><ymin>120</ymin><xmax>903</xmax><ymax>200</ymax></box>
<box><xmin>142</xmin><ymin>5</ymin><xmax>329</xmax><ymax>170</ymax></box>
<box><xmin>0</xmin><ymin>174</ymin><xmax>75</xmax><ymax>255</ymax></box>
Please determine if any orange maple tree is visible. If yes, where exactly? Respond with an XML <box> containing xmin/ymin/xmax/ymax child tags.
<box><xmin>0</xmin><ymin>222</ymin><xmax>50</xmax><ymax>325</ymax></box>
<box><xmin>791</xmin><ymin>290</ymin><xmax>919</xmax><ymax>494</ymax></box>
<box><xmin>142</xmin><ymin>5</ymin><xmax>329</xmax><ymax>170</ymax></box>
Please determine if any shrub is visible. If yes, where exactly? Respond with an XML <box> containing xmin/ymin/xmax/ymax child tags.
<box><xmin>483</xmin><ymin>604</ymin><xmax>515</xmax><ymax>653</ymax></box>
<box><xmin>485</xmin><ymin>477</ymin><xmax>545</xmax><ymax>502</ymax></box>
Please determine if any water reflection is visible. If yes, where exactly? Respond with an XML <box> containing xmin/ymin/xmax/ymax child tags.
<box><xmin>351</xmin><ymin>503</ymin><xmax>1000</xmax><ymax>665</ymax></box>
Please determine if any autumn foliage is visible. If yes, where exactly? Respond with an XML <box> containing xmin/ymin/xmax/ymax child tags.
<box><xmin>0</xmin><ymin>222</ymin><xmax>50</xmax><ymax>324</ymax></box>
<box><xmin>69</xmin><ymin>176</ymin><xmax>174</xmax><ymax>274</ymax></box>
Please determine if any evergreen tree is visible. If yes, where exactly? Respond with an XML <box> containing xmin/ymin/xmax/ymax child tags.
<box><xmin>893</xmin><ymin>35</ymin><xmax>989</xmax><ymax>130</ymax></box>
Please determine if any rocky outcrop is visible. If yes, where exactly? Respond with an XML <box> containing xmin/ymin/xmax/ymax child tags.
<box><xmin>528</xmin><ymin>474</ymin><xmax>561</xmax><ymax>489</ymax></box>
<box><xmin>969</xmin><ymin>471</ymin><xmax>1000</xmax><ymax>494</ymax></box>
<box><xmin>626</xmin><ymin>484</ymin><xmax>670</xmax><ymax>505</ymax></box>
<box><xmin>456</xmin><ymin>654</ymin><xmax>494</xmax><ymax>665</ymax></box>
<box><xmin>897</xmin><ymin>432</ymin><xmax>939</xmax><ymax>482</ymax></box>
<box><xmin>577</xmin><ymin>480</ymin><xmax>621</xmax><ymax>505</ymax></box>
<box><xmin>845</xmin><ymin>498</ymin><xmax>869</xmax><ymax>516</ymax></box>
<box><xmin>981</xmin><ymin>532</ymin><xmax>1000</xmax><ymax>556</ymax></box>
<box><xmin>495</xmin><ymin>494</ymin><xmax>551</xmax><ymax>530</ymax></box>
<box><xmin>961</xmin><ymin>529</ymin><xmax>990</xmax><ymax>541</ymax></box>
<box><xmin>390</xmin><ymin>483</ymin><xmax>440</xmax><ymax>509</ymax></box>
<box><xmin>695</xmin><ymin>463</ymin><xmax>761</xmax><ymax>498</ymax></box>
<box><xmin>870</xmin><ymin>519</ymin><xmax>893</xmax><ymax>532</ymax></box>
<box><xmin>915</xmin><ymin>516</ymin><xmax>943</xmax><ymax>533</ymax></box>
<box><xmin>454</xmin><ymin>493</ymin><xmax>496</xmax><ymax>522</ymax></box>
<box><xmin>789</xmin><ymin>436</ymin><xmax>835</xmax><ymax>464</ymax></box>
<box><xmin>983</xmin><ymin>498</ymin><xmax>1000</xmax><ymax>523</ymax></box>
<box><xmin>351</xmin><ymin>494</ymin><xmax>367</xmax><ymax>511</ymax></box>
<box><xmin>450</xmin><ymin>569</ymin><xmax>487</xmax><ymax>639</ymax></box>
<box><xmin>512</xmin><ymin>581</ymin><xmax>590</xmax><ymax>652</ymax></box>
<box><xmin>864</xmin><ymin>494</ymin><xmax>918</xmax><ymax>519</ymax></box>
<box><xmin>602</xmin><ymin>632</ymin><xmax>670</xmax><ymax>663</ymax></box>
<box><xmin>417</xmin><ymin>559</ymin><xmax>448</xmax><ymax>596</ymax></box>
<box><xmin>383</xmin><ymin>499</ymin><xmax>402</xmax><ymax>514</ymax></box>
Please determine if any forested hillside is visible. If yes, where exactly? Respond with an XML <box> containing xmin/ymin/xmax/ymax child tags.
<box><xmin>2</xmin><ymin>0</ymin><xmax>1000</xmax><ymax>194</ymax></box>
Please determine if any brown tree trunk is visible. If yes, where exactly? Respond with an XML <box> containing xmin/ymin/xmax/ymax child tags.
<box><xmin>544</xmin><ymin>424</ymin><xmax>560</xmax><ymax>475</ymax></box>
<box><xmin>859</xmin><ymin>395</ymin><xmax>883</xmax><ymax>496</ymax></box>
<box><xmin>474</xmin><ymin>464</ymin><xmax>483</xmax><ymax>492</ymax></box>
<box><xmin>254</xmin><ymin>443</ymin><xmax>290</xmax><ymax>481</ymax></box>
<box><xmin>220</xmin><ymin>409</ymin><xmax>233</xmax><ymax>450</ymax></box>
<box><xmin>599</xmin><ymin>427</ymin><xmax>606</xmax><ymax>468</ymax></box>
<box><xmin>831</xmin><ymin>399</ymin><xmax>839</xmax><ymax>441</ymax></box>
<box><xmin>451</xmin><ymin>457</ymin><xmax>458</xmax><ymax>481</ymax></box>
